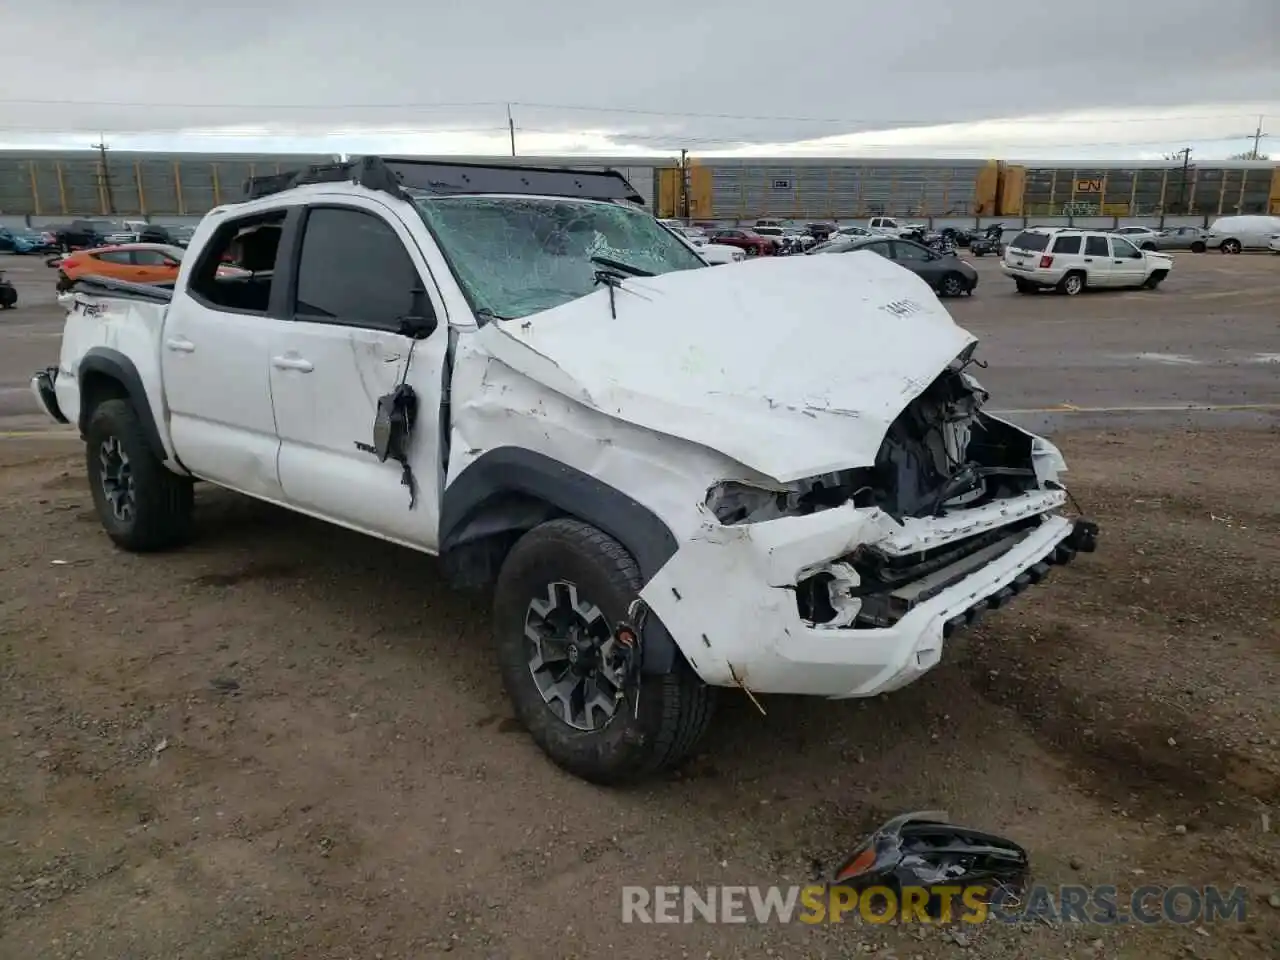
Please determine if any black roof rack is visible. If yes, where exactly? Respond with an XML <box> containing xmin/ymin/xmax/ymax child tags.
<box><xmin>241</xmin><ymin>156</ymin><xmax>645</xmax><ymax>205</ymax></box>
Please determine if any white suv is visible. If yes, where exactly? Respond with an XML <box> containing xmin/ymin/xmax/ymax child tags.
<box><xmin>1000</xmin><ymin>227</ymin><xmax>1173</xmax><ymax>296</ymax></box>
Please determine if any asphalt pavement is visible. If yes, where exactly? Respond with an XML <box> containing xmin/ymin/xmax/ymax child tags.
<box><xmin>3</xmin><ymin>250</ymin><xmax>1277</xmax><ymax>433</ymax></box>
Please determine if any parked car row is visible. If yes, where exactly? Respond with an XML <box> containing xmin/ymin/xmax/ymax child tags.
<box><xmin>1110</xmin><ymin>215</ymin><xmax>1280</xmax><ymax>254</ymax></box>
<box><xmin>803</xmin><ymin>233</ymin><xmax>979</xmax><ymax>297</ymax></box>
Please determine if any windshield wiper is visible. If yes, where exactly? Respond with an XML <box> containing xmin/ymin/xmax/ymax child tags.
<box><xmin>589</xmin><ymin>255</ymin><xmax>654</xmax><ymax>278</ymax></box>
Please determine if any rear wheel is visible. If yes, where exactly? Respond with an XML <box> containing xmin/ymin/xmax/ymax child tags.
<box><xmin>84</xmin><ymin>399</ymin><xmax>194</xmax><ymax>552</ymax></box>
<box><xmin>0</xmin><ymin>286</ymin><xmax>16</xmax><ymax>309</ymax></box>
<box><xmin>1014</xmin><ymin>278</ymin><xmax>1036</xmax><ymax>294</ymax></box>
<box><xmin>1141</xmin><ymin>242</ymin><xmax>1156</xmax><ymax>251</ymax></box>
<box><xmin>1057</xmin><ymin>271</ymin><xmax>1086</xmax><ymax>296</ymax></box>
<box><xmin>493</xmin><ymin>518</ymin><xmax>716</xmax><ymax>785</ymax></box>
<box><xmin>1221</xmin><ymin>238</ymin><xmax>1242</xmax><ymax>254</ymax></box>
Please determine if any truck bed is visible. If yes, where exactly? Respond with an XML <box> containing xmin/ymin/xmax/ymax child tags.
<box><xmin>69</xmin><ymin>276</ymin><xmax>175</xmax><ymax>304</ymax></box>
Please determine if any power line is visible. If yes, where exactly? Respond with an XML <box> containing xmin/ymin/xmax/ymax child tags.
<box><xmin>0</xmin><ymin>94</ymin><xmax>1271</xmax><ymax>128</ymax></box>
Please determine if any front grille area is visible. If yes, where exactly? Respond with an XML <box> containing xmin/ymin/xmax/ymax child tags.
<box><xmin>794</xmin><ymin>517</ymin><xmax>1097</xmax><ymax>634</ymax></box>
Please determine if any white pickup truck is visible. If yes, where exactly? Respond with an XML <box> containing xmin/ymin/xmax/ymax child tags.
<box><xmin>31</xmin><ymin>157</ymin><xmax>1098</xmax><ymax>784</ymax></box>
<box><xmin>868</xmin><ymin>216</ymin><xmax>927</xmax><ymax>240</ymax></box>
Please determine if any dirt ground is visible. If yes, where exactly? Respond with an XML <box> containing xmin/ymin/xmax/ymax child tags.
<box><xmin>1</xmin><ymin>426</ymin><xmax>1277</xmax><ymax>959</ymax></box>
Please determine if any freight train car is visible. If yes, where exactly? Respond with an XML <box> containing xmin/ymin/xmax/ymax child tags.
<box><xmin>1015</xmin><ymin>160</ymin><xmax>1279</xmax><ymax>217</ymax></box>
<box><xmin>0</xmin><ymin>151</ymin><xmax>662</xmax><ymax>219</ymax></box>
<box><xmin>654</xmin><ymin>157</ymin><xmax>990</xmax><ymax>220</ymax></box>
<box><xmin>0</xmin><ymin>151</ymin><xmax>346</xmax><ymax>219</ymax></box>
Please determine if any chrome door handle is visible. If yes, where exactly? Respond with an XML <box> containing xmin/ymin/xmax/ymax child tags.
<box><xmin>165</xmin><ymin>337</ymin><xmax>195</xmax><ymax>353</ymax></box>
<box><xmin>271</xmin><ymin>355</ymin><xmax>314</xmax><ymax>373</ymax></box>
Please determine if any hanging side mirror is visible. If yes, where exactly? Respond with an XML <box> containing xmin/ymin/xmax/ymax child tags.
<box><xmin>397</xmin><ymin>284</ymin><xmax>438</xmax><ymax>339</ymax></box>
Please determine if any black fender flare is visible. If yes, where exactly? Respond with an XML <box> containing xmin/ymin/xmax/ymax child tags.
<box><xmin>78</xmin><ymin>347</ymin><xmax>167</xmax><ymax>461</ymax></box>
<box><xmin>440</xmin><ymin>447</ymin><xmax>682</xmax><ymax>675</ymax></box>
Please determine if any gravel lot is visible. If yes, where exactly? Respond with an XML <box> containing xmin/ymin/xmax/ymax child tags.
<box><xmin>1</xmin><ymin>249</ymin><xmax>1278</xmax><ymax>959</ymax></box>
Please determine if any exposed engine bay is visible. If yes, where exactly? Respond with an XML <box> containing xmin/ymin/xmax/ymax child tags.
<box><xmin>705</xmin><ymin>359</ymin><xmax>1043</xmax><ymax>526</ymax></box>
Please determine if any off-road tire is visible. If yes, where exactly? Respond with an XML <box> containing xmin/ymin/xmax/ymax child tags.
<box><xmin>1220</xmin><ymin>238</ymin><xmax>1242</xmax><ymax>254</ymax></box>
<box><xmin>493</xmin><ymin>517</ymin><xmax>716</xmax><ymax>785</ymax></box>
<box><xmin>1014</xmin><ymin>278</ymin><xmax>1036</xmax><ymax>294</ymax></box>
<box><xmin>85</xmin><ymin>399</ymin><xmax>194</xmax><ymax>552</ymax></box>
<box><xmin>1143</xmin><ymin>270</ymin><xmax>1168</xmax><ymax>290</ymax></box>
<box><xmin>1057</xmin><ymin>271</ymin><xmax>1086</xmax><ymax>296</ymax></box>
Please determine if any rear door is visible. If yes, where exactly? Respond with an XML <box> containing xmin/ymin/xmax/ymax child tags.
<box><xmin>129</xmin><ymin>247</ymin><xmax>180</xmax><ymax>283</ymax></box>
<box><xmin>268</xmin><ymin>198</ymin><xmax>452</xmax><ymax>549</ymax></box>
<box><xmin>87</xmin><ymin>249</ymin><xmax>137</xmax><ymax>281</ymax></box>
<box><xmin>162</xmin><ymin>207</ymin><xmax>293</xmax><ymax>498</ymax></box>
<box><xmin>1081</xmin><ymin>234</ymin><xmax>1114</xmax><ymax>286</ymax></box>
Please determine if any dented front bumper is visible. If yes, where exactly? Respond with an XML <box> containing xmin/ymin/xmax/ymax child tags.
<box><xmin>641</xmin><ymin>491</ymin><xmax>1098</xmax><ymax>699</ymax></box>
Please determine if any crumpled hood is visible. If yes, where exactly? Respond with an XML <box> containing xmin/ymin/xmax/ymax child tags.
<box><xmin>474</xmin><ymin>252</ymin><xmax>977</xmax><ymax>483</ymax></box>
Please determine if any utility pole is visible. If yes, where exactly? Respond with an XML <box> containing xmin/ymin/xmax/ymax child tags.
<box><xmin>679</xmin><ymin>148</ymin><xmax>689</xmax><ymax>221</ymax></box>
<box><xmin>1249</xmin><ymin>115</ymin><xmax>1264</xmax><ymax>159</ymax></box>
<box><xmin>507</xmin><ymin>104</ymin><xmax>516</xmax><ymax>157</ymax></box>
<box><xmin>91</xmin><ymin>134</ymin><xmax>116</xmax><ymax>215</ymax></box>
<box><xmin>1173</xmin><ymin>147</ymin><xmax>1192</xmax><ymax>214</ymax></box>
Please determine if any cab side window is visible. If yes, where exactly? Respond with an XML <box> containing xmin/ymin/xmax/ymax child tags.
<box><xmin>1084</xmin><ymin>236</ymin><xmax>1109</xmax><ymax>257</ymax></box>
<box><xmin>1111</xmin><ymin>237</ymin><xmax>1142</xmax><ymax>259</ymax></box>
<box><xmin>188</xmin><ymin>209</ymin><xmax>287</xmax><ymax>314</ymax></box>
<box><xmin>293</xmin><ymin>207</ymin><xmax>420</xmax><ymax>331</ymax></box>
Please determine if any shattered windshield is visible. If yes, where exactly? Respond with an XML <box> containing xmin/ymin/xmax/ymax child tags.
<box><xmin>412</xmin><ymin>195</ymin><xmax>707</xmax><ymax>320</ymax></box>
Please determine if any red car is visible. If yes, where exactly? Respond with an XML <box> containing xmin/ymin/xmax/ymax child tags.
<box><xmin>707</xmin><ymin>228</ymin><xmax>776</xmax><ymax>257</ymax></box>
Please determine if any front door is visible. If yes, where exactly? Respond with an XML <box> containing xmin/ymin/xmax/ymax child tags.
<box><xmin>269</xmin><ymin>199</ymin><xmax>451</xmax><ymax>550</ymax></box>
<box><xmin>161</xmin><ymin>207</ymin><xmax>292</xmax><ymax>498</ymax></box>
<box><xmin>1108</xmin><ymin>236</ymin><xmax>1146</xmax><ymax>287</ymax></box>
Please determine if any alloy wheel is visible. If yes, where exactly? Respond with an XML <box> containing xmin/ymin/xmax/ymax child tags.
<box><xmin>524</xmin><ymin>580</ymin><xmax>622</xmax><ymax>731</ymax></box>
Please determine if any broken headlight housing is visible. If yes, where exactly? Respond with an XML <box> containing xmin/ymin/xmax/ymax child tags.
<box><xmin>705</xmin><ymin>472</ymin><xmax>875</xmax><ymax>526</ymax></box>
<box><xmin>1030</xmin><ymin>436</ymin><xmax>1067</xmax><ymax>485</ymax></box>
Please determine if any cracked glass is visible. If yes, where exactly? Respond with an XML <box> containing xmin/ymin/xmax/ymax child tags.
<box><xmin>411</xmin><ymin>195</ymin><xmax>707</xmax><ymax>321</ymax></box>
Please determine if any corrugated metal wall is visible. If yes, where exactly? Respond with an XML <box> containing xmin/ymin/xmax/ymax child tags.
<box><xmin>703</xmin><ymin>159</ymin><xmax>986</xmax><ymax>219</ymax></box>
<box><xmin>1022</xmin><ymin>165</ymin><xmax>1276</xmax><ymax>217</ymax></box>
<box><xmin>0</xmin><ymin>151</ymin><xmax>340</xmax><ymax>219</ymax></box>
<box><xmin>1</xmin><ymin>150</ymin><xmax>1275</xmax><ymax>221</ymax></box>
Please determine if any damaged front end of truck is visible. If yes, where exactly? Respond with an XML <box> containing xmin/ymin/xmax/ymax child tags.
<box><xmin>639</xmin><ymin>344</ymin><xmax>1099</xmax><ymax>699</ymax></box>
<box><xmin>470</xmin><ymin>251</ymin><xmax>1098</xmax><ymax>700</ymax></box>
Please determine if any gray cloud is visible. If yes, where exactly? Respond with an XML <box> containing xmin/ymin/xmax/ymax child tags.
<box><xmin>4</xmin><ymin>0</ymin><xmax>1278</xmax><ymax>152</ymax></box>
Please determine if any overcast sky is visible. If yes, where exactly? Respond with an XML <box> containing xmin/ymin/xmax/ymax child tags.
<box><xmin>3</xmin><ymin>0</ymin><xmax>1277</xmax><ymax>161</ymax></box>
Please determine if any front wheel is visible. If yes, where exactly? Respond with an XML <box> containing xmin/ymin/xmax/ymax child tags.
<box><xmin>84</xmin><ymin>399</ymin><xmax>194</xmax><ymax>552</ymax></box>
<box><xmin>1143</xmin><ymin>270</ymin><xmax>1168</xmax><ymax>289</ymax></box>
<box><xmin>0</xmin><ymin>286</ymin><xmax>16</xmax><ymax>309</ymax></box>
<box><xmin>939</xmin><ymin>273</ymin><xmax>968</xmax><ymax>297</ymax></box>
<box><xmin>1190</xmin><ymin>241</ymin><xmax>1206</xmax><ymax>253</ymax></box>
<box><xmin>493</xmin><ymin>518</ymin><xmax>716</xmax><ymax>785</ymax></box>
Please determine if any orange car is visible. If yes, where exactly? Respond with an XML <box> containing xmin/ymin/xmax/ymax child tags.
<box><xmin>55</xmin><ymin>243</ymin><xmax>188</xmax><ymax>291</ymax></box>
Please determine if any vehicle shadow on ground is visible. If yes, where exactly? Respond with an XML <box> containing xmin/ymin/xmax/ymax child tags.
<box><xmin>179</xmin><ymin>485</ymin><xmax>1100</xmax><ymax>831</ymax></box>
